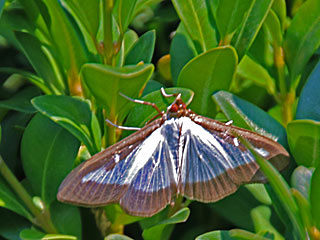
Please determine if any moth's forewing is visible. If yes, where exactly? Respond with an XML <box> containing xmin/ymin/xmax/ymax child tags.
<box><xmin>57</xmin><ymin>119</ymin><xmax>166</xmax><ymax>214</ymax></box>
<box><xmin>191</xmin><ymin>115</ymin><xmax>290</xmax><ymax>184</ymax></box>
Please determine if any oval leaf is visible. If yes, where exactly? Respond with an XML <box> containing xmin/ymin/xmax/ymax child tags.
<box><xmin>142</xmin><ymin>208</ymin><xmax>190</xmax><ymax>240</ymax></box>
<box><xmin>0</xmin><ymin>86</ymin><xmax>40</xmax><ymax>113</ymax></box>
<box><xmin>170</xmin><ymin>23</ymin><xmax>197</xmax><ymax>84</ymax></box>
<box><xmin>50</xmin><ymin>201</ymin><xmax>81</xmax><ymax>239</ymax></box>
<box><xmin>81</xmin><ymin>63</ymin><xmax>154</xmax><ymax>120</ymax></box>
<box><xmin>125</xmin><ymin>30</ymin><xmax>156</xmax><ymax>65</ymax></box>
<box><xmin>212</xmin><ymin>90</ymin><xmax>288</xmax><ymax>148</ymax></box>
<box><xmin>0</xmin><ymin>176</ymin><xmax>32</xmax><ymax>220</ymax></box>
<box><xmin>310</xmin><ymin>166</ymin><xmax>320</xmax><ymax>229</ymax></box>
<box><xmin>21</xmin><ymin>114</ymin><xmax>80</xmax><ymax>205</ymax></box>
<box><xmin>32</xmin><ymin>95</ymin><xmax>101</xmax><ymax>155</ymax></box>
<box><xmin>233</xmin><ymin>0</ymin><xmax>273</xmax><ymax>60</ymax></box>
<box><xmin>287</xmin><ymin>120</ymin><xmax>320</xmax><ymax>167</ymax></box>
<box><xmin>283</xmin><ymin>0</ymin><xmax>320</xmax><ymax>84</ymax></box>
<box><xmin>172</xmin><ymin>0</ymin><xmax>217</xmax><ymax>53</ymax></box>
<box><xmin>296</xmin><ymin>60</ymin><xmax>320</xmax><ymax>121</ymax></box>
<box><xmin>216</xmin><ymin>0</ymin><xmax>252</xmax><ymax>41</ymax></box>
<box><xmin>177</xmin><ymin>46</ymin><xmax>237</xmax><ymax>117</ymax></box>
<box><xmin>19</xmin><ymin>228</ymin><xmax>77</xmax><ymax>240</ymax></box>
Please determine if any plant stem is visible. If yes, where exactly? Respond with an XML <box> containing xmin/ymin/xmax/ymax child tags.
<box><xmin>274</xmin><ymin>46</ymin><xmax>293</xmax><ymax>125</ymax></box>
<box><xmin>0</xmin><ymin>155</ymin><xmax>57</xmax><ymax>233</ymax></box>
<box><xmin>103</xmin><ymin>0</ymin><xmax>114</xmax><ymax>65</ymax></box>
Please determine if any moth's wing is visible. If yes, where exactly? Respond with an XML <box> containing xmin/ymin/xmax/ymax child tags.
<box><xmin>119</xmin><ymin>118</ymin><xmax>180</xmax><ymax>217</ymax></box>
<box><xmin>57</xmin><ymin>118</ymin><xmax>180</xmax><ymax>217</ymax></box>
<box><xmin>194</xmin><ymin>115</ymin><xmax>290</xmax><ymax>182</ymax></box>
<box><xmin>57</xmin><ymin>119</ymin><xmax>163</xmax><ymax>207</ymax></box>
<box><xmin>178</xmin><ymin>116</ymin><xmax>289</xmax><ymax>202</ymax></box>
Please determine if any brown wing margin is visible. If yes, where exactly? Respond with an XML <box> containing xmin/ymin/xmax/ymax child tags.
<box><xmin>190</xmin><ymin>114</ymin><xmax>290</xmax><ymax>182</ymax></box>
<box><xmin>57</xmin><ymin>118</ymin><xmax>164</xmax><ymax>206</ymax></box>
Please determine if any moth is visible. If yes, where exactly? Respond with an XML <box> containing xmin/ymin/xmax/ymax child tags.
<box><xmin>57</xmin><ymin>89</ymin><xmax>289</xmax><ymax>217</ymax></box>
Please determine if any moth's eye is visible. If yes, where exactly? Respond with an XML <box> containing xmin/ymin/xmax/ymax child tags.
<box><xmin>171</xmin><ymin>103</ymin><xmax>179</xmax><ymax>112</ymax></box>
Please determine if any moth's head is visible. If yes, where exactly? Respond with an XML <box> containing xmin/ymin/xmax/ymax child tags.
<box><xmin>166</xmin><ymin>94</ymin><xmax>188</xmax><ymax>118</ymax></box>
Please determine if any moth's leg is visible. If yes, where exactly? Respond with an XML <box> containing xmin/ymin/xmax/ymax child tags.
<box><xmin>106</xmin><ymin>119</ymin><xmax>141</xmax><ymax>131</ymax></box>
<box><xmin>119</xmin><ymin>92</ymin><xmax>163</xmax><ymax>115</ymax></box>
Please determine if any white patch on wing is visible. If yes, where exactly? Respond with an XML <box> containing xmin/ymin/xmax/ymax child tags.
<box><xmin>114</xmin><ymin>154</ymin><xmax>120</xmax><ymax>163</ymax></box>
<box><xmin>254</xmin><ymin>147</ymin><xmax>270</xmax><ymax>157</ymax></box>
<box><xmin>233</xmin><ymin>137</ymin><xmax>239</xmax><ymax>147</ymax></box>
<box><xmin>124</xmin><ymin>118</ymin><xmax>180</xmax><ymax>185</ymax></box>
<box><xmin>81</xmin><ymin>167</ymin><xmax>107</xmax><ymax>183</ymax></box>
<box><xmin>178</xmin><ymin>117</ymin><xmax>256</xmax><ymax>183</ymax></box>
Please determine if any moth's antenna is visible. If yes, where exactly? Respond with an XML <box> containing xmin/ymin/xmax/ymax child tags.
<box><xmin>119</xmin><ymin>92</ymin><xmax>163</xmax><ymax>115</ymax></box>
<box><xmin>160</xmin><ymin>88</ymin><xmax>179</xmax><ymax>98</ymax></box>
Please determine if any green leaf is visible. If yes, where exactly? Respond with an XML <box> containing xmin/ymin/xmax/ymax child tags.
<box><xmin>19</xmin><ymin>229</ymin><xmax>76</xmax><ymax>240</ymax></box>
<box><xmin>0</xmin><ymin>176</ymin><xmax>32</xmax><ymax>220</ymax></box>
<box><xmin>61</xmin><ymin>0</ymin><xmax>100</xmax><ymax>39</ymax></box>
<box><xmin>291</xmin><ymin>166</ymin><xmax>313</xmax><ymax>199</ymax></box>
<box><xmin>216</xmin><ymin>0</ymin><xmax>252</xmax><ymax>41</ymax></box>
<box><xmin>196</xmin><ymin>229</ymin><xmax>272</xmax><ymax>240</ymax></box>
<box><xmin>210</xmin><ymin>186</ymin><xmax>262</xmax><ymax>230</ymax></box>
<box><xmin>61</xmin><ymin>0</ymin><xmax>100</xmax><ymax>54</ymax></box>
<box><xmin>0</xmin><ymin>0</ymin><xmax>6</xmax><ymax>18</ymax></box>
<box><xmin>0</xmin><ymin>112</ymin><xmax>33</xmax><ymax>175</ymax></box>
<box><xmin>14</xmin><ymin>32</ymin><xmax>65</xmax><ymax>95</ymax></box>
<box><xmin>40</xmin><ymin>1</ymin><xmax>88</xmax><ymax>74</ymax></box>
<box><xmin>264</xmin><ymin>9</ymin><xmax>282</xmax><ymax>46</ymax></box>
<box><xmin>105</xmin><ymin>234</ymin><xmax>134</xmax><ymax>240</ymax></box>
<box><xmin>212</xmin><ymin>91</ymin><xmax>288</xmax><ymax>148</ymax></box>
<box><xmin>292</xmin><ymin>188</ymin><xmax>313</xmax><ymax>232</ymax></box>
<box><xmin>250</xmin><ymin>206</ymin><xmax>284</xmax><ymax>240</ymax></box>
<box><xmin>170</xmin><ymin>23</ymin><xmax>197</xmax><ymax>84</ymax></box>
<box><xmin>32</xmin><ymin>95</ymin><xmax>101</xmax><ymax>155</ymax></box>
<box><xmin>142</xmin><ymin>80</ymin><xmax>164</xmax><ymax>96</ymax></box>
<box><xmin>310</xmin><ymin>166</ymin><xmax>320</xmax><ymax>229</ymax></box>
<box><xmin>125</xmin><ymin>30</ymin><xmax>156</xmax><ymax>65</ymax></box>
<box><xmin>177</xmin><ymin>46</ymin><xmax>237</xmax><ymax>117</ymax></box>
<box><xmin>172</xmin><ymin>0</ymin><xmax>218</xmax><ymax>53</ymax></box>
<box><xmin>81</xmin><ymin>63</ymin><xmax>154</xmax><ymax>120</ymax></box>
<box><xmin>104</xmin><ymin>204</ymin><xmax>143</xmax><ymax>226</ymax></box>
<box><xmin>113</xmin><ymin>0</ymin><xmax>138</xmax><ymax>35</ymax></box>
<box><xmin>237</xmin><ymin>55</ymin><xmax>275</xmax><ymax>95</ymax></box>
<box><xmin>21</xmin><ymin>114</ymin><xmax>80</xmax><ymax>205</ymax></box>
<box><xmin>115</xmin><ymin>29</ymin><xmax>139</xmax><ymax>67</ymax></box>
<box><xmin>283</xmin><ymin>0</ymin><xmax>320</xmax><ymax>85</ymax></box>
<box><xmin>0</xmin><ymin>68</ymin><xmax>52</xmax><ymax>95</ymax></box>
<box><xmin>296</xmin><ymin>60</ymin><xmax>320</xmax><ymax>121</ymax></box>
<box><xmin>196</xmin><ymin>230</ymin><xmax>233</xmax><ymax>240</ymax></box>
<box><xmin>0</xmin><ymin>208</ymin><xmax>31</xmax><ymax>240</ymax></box>
<box><xmin>233</xmin><ymin>0</ymin><xmax>273</xmax><ymax>60</ymax></box>
<box><xmin>50</xmin><ymin>201</ymin><xmax>81</xmax><ymax>239</ymax></box>
<box><xmin>0</xmin><ymin>86</ymin><xmax>40</xmax><ymax>113</ymax></box>
<box><xmin>287</xmin><ymin>120</ymin><xmax>320</xmax><ymax>167</ymax></box>
<box><xmin>142</xmin><ymin>208</ymin><xmax>190</xmax><ymax>240</ymax></box>
<box><xmin>271</xmin><ymin>0</ymin><xmax>286</xmax><ymax>32</ymax></box>
<box><xmin>124</xmin><ymin>87</ymin><xmax>194</xmax><ymax>131</ymax></box>
<box><xmin>123</xmin><ymin>30</ymin><xmax>139</xmax><ymax>56</ymax></box>
<box><xmin>240</xmin><ymin>137</ymin><xmax>305</xmax><ymax>239</ymax></box>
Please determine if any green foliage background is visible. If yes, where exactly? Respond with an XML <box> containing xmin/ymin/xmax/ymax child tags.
<box><xmin>0</xmin><ymin>0</ymin><xmax>320</xmax><ymax>239</ymax></box>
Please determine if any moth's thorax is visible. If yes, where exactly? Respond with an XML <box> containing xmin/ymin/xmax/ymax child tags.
<box><xmin>166</xmin><ymin>96</ymin><xmax>192</xmax><ymax>119</ymax></box>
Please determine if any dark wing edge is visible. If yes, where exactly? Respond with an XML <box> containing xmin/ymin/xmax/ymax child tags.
<box><xmin>57</xmin><ymin>118</ymin><xmax>179</xmax><ymax>217</ymax></box>
<box><xmin>191</xmin><ymin>115</ymin><xmax>290</xmax><ymax>183</ymax></box>
<box><xmin>57</xmin><ymin>119</ymin><xmax>163</xmax><ymax>208</ymax></box>
<box><xmin>178</xmin><ymin>117</ymin><xmax>261</xmax><ymax>203</ymax></box>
